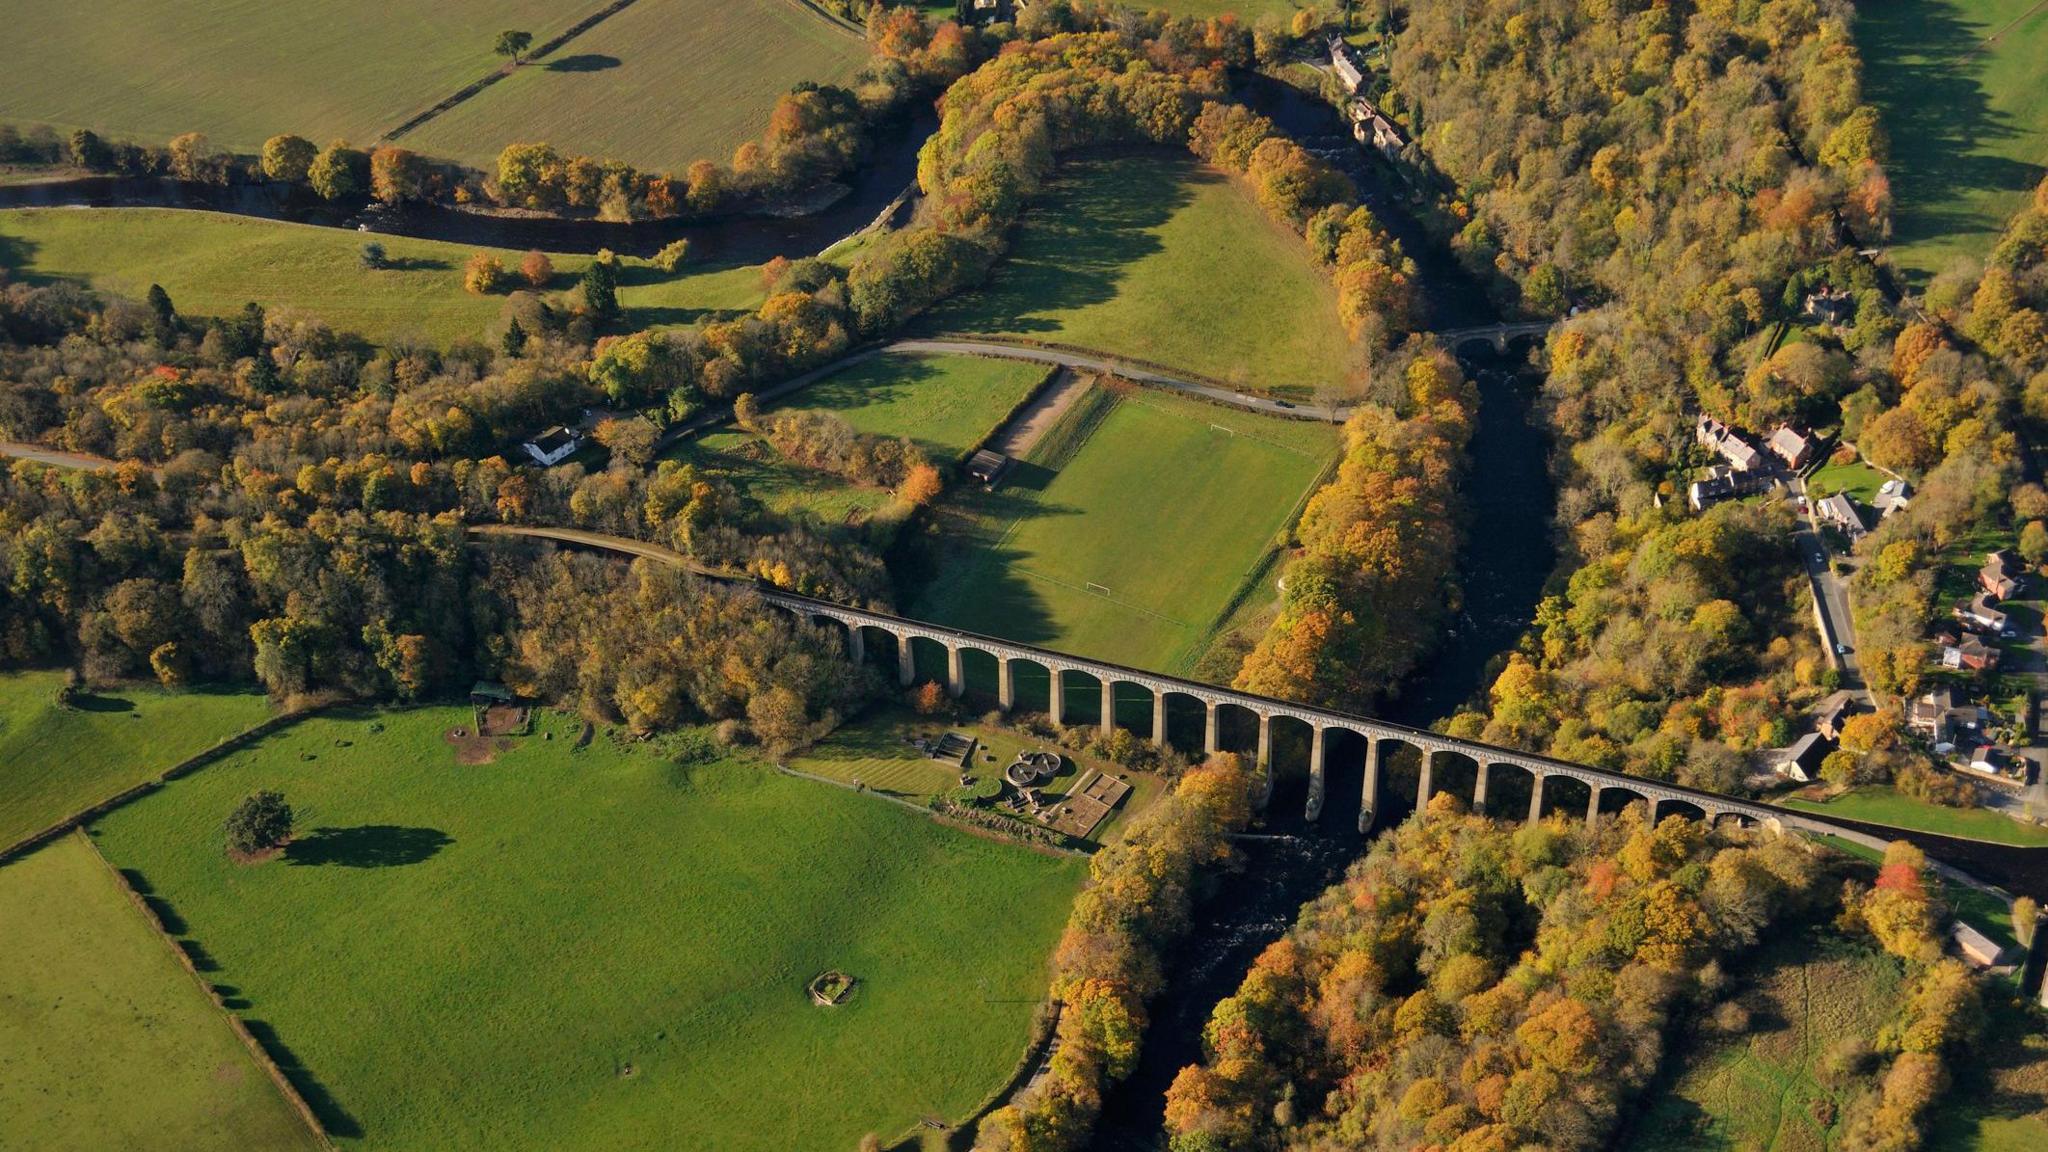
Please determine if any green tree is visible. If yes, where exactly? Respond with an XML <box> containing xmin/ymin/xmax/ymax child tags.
<box><xmin>224</xmin><ymin>790</ymin><xmax>294</xmax><ymax>857</ymax></box>
<box><xmin>67</xmin><ymin>127</ymin><xmax>111</xmax><ymax>170</ymax></box>
<box><xmin>260</xmin><ymin>134</ymin><xmax>317</xmax><ymax>182</ymax></box>
<box><xmin>2020</xmin><ymin>521</ymin><xmax>2048</xmax><ymax>566</ymax></box>
<box><xmin>145</xmin><ymin>284</ymin><xmax>177</xmax><ymax>339</ymax></box>
<box><xmin>495</xmin><ymin>29</ymin><xmax>534</xmax><ymax>63</ymax></box>
<box><xmin>308</xmin><ymin>140</ymin><xmax>366</xmax><ymax>201</ymax></box>
<box><xmin>502</xmin><ymin>317</ymin><xmax>527</xmax><ymax>358</ymax></box>
<box><xmin>581</xmin><ymin>253</ymin><xmax>621</xmax><ymax>323</ymax></box>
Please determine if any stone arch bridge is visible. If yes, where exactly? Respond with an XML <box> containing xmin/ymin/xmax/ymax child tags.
<box><xmin>1435</xmin><ymin>320</ymin><xmax>1556</xmax><ymax>355</ymax></box>
<box><xmin>473</xmin><ymin>527</ymin><xmax>1865</xmax><ymax>843</ymax></box>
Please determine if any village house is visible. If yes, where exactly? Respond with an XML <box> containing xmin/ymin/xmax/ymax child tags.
<box><xmin>1768</xmin><ymin>426</ymin><xmax>1814</xmax><ymax>470</ymax></box>
<box><xmin>521</xmin><ymin>426</ymin><xmax>581</xmax><ymax>467</ymax></box>
<box><xmin>1328</xmin><ymin>36</ymin><xmax>1365</xmax><ymax>93</ymax></box>
<box><xmin>1941</xmin><ymin>634</ymin><xmax>2000</xmax><ymax>672</ymax></box>
<box><xmin>1696</xmin><ymin>415</ymin><xmax>1763</xmax><ymax>472</ymax></box>
<box><xmin>1817</xmin><ymin>492</ymin><xmax>1867</xmax><ymax>538</ymax></box>
<box><xmin>1803</xmin><ymin>285</ymin><xmax>1856</xmax><ymax>326</ymax></box>
<box><xmin>1348</xmin><ymin>98</ymin><xmax>1408</xmax><ymax>160</ymax></box>
<box><xmin>1980</xmin><ymin>549</ymin><xmax>2024</xmax><ymax>600</ymax></box>
<box><xmin>1908</xmin><ymin>686</ymin><xmax>1989</xmax><ymax>745</ymax></box>
<box><xmin>1871</xmin><ymin>478</ymin><xmax>1912</xmax><ymax>518</ymax></box>
<box><xmin>1813</xmin><ymin>690</ymin><xmax>1864</xmax><ymax>740</ymax></box>
<box><xmin>1687</xmin><ymin>463</ymin><xmax>1769</xmax><ymax>512</ymax></box>
<box><xmin>1773</xmin><ymin>731</ymin><xmax>1831</xmax><ymax>783</ymax></box>
<box><xmin>1957</xmin><ymin>592</ymin><xmax>2008</xmax><ymax>634</ymax></box>
<box><xmin>1965</xmin><ymin>744</ymin><xmax>2005</xmax><ymax>776</ymax></box>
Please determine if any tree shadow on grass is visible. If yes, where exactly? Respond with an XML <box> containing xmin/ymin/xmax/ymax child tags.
<box><xmin>69</xmin><ymin>691</ymin><xmax>135</xmax><ymax>713</ymax></box>
<box><xmin>241</xmin><ymin>1019</ymin><xmax>365</xmax><ymax>1139</ymax></box>
<box><xmin>284</xmin><ymin>825</ymin><xmax>452</xmax><ymax>868</ymax></box>
<box><xmin>546</xmin><ymin>53</ymin><xmax>621</xmax><ymax>72</ymax></box>
<box><xmin>919</xmin><ymin>148</ymin><xmax>1195</xmax><ymax>335</ymax></box>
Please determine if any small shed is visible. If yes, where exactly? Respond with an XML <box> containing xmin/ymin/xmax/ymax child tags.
<box><xmin>966</xmin><ymin>450</ymin><xmax>1011</xmax><ymax>491</ymax></box>
<box><xmin>1951</xmin><ymin>920</ymin><xmax>2006</xmax><ymax>967</ymax></box>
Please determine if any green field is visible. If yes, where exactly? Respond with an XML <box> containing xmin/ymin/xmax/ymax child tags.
<box><xmin>915</xmin><ymin>152</ymin><xmax>1358</xmax><ymax>398</ymax></box>
<box><xmin>802</xmin><ymin>353</ymin><xmax>1051</xmax><ymax>464</ymax></box>
<box><xmin>0</xmin><ymin>0</ymin><xmax>583</xmax><ymax>156</ymax></box>
<box><xmin>909</xmin><ymin>385</ymin><xmax>1336</xmax><ymax>672</ymax></box>
<box><xmin>0</xmin><ymin>670</ymin><xmax>272</xmax><ymax>851</ymax></box>
<box><xmin>1781</xmin><ymin>786</ymin><xmax>2048</xmax><ymax>847</ymax></box>
<box><xmin>85</xmin><ymin>707</ymin><xmax>1083</xmax><ymax>1150</ymax></box>
<box><xmin>0</xmin><ymin>833</ymin><xmax>322</xmax><ymax>1151</ymax></box>
<box><xmin>1631</xmin><ymin>927</ymin><xmax>1904</xmax><ymax>1152</ymax></box>
<box><xmin>668</xmin><ymin>352</ymin><xmax>1050</xmax><ymax>524</ymax></box>
<box><xmin>0</xmin><ymin>208</ymin><xmax>764</xmax><ymax>344</ymax></box>
<box><xmin>406</xmin><ymin>0</ymin><xmax>868</xmax><ymax>170</ymax></box>
<box><xmin>1858</xmin><ymin>0</ymin><xmax>2048</xmax><ymax>281</ymax></box>
<box><xmin>1927</xmin><ymin>1005</ymin><xmax>2048</xmax><ymax>1152</ymax></box>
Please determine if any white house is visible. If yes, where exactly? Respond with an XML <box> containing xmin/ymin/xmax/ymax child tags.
<box><xmin>521</xmin><ymin>426</ymin><xmax>581</xmax><ymax>467</ymax></box>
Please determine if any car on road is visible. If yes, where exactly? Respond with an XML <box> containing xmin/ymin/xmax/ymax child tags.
<box><xmin>1813</xmin><ymin>553</ymin><xmax>1825</xmax><ymax>565</ymax></box>
<box><xmin>1835</xmin><ymin>643</ymin><xmax>1850</xmax><ymax>655</ymax></box>
<box><xmin>2002</xmin><ymin>628</ymin><xmax>2018</xmax><ymax>639</ymax></box>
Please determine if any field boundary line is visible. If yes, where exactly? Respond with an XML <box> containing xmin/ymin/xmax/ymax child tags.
<box><xmin>1010</xmin><ymin>566</ymin><xmax>1191</xmax><ymax>628</ymax></box>
<box><xmin>1976</xmin><ymin>0</ymin><xmax>2048</xmax><ymax>51</ymax></box>
<box><xmin>773</xmin><ymin>763</ymin><xmax>1088</xmax><ymax>857</ymax></box>
<box><xmin>0</xmin><ymin>704</ymin><xmax>323</xmax><ymax>867</ymax></box>
<box><xmin>73</xmin><ymin>828</ymin><xmax>336</xmax><ymax>1149</ymax></box>
<box><xmin>378</xmin><ymin>0</ymin><xmax>647</xmax><ymax>145</ymax></box>
<box><xmin>1124</xmin><ymin>392</ymin><xmax>1326</xmax><ymax>459</ymax></box>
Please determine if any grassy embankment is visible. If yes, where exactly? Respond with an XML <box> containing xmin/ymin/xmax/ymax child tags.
<box><xmin>668</xmin><ymin>352</ymin><xmax>1051</xmax><ymax>524</ymax></box>
<box><xmin>915</xmin><ymin>151</ymin><xmax>1359</xmax><ymax>400</ymax></box>
<box><xmin>0</xmin><ymin>833</ymin><xmax>323</xmax><ymax>1151</ymax></box>
<box><xmin>1782</xmin><ymin>786</ymin><xmax>2048</xmax><ymax>847</ymax></box>
<box><xmin>0</xmin><ymin>207</ymin><xmax>764</xmax><ymax>344</ymax></box>
<box><xmin>1857</xmin><ymin>0</ymin><xmax>2048</xmax><ymax>282</ymax></box>
<box><xmin>405</xmin><ymin>0</ymin><xmax>867</xmax><ymax>170</ymax></box>
<box><xmin>0</xmin><ymin>669</ymin><xmax>272</xmax><ymax>850</ymax></box>
<box><xmin>909</xmin><ymin>382</ymin><xmax>1337</xmax><ymax>675</ymax></box>
<box><xmin>0</xmin><ymin>0</ymin><xmax>864</xmax><ymax>171</ymax></box>
<box><xmin>86</xmin><ymin>706</ymin><xmax>1083</xmax><ymax>1151</ymax></box>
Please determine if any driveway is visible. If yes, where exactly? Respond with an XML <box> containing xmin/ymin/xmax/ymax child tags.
<box><xmin>1791</xmin><ymin>478</ymin><xmax>1869</xmax><ymax>700</ymax></box>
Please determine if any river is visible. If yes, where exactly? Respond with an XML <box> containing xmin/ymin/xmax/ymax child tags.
<box><xmin>0</xmin><ymin>108</ymin><xmax>936</xmax><ymax>264</ymax></box>
<box><xmin>1087</xmin><ymin>73</ymin><xmax>1558</xmax><ymax>1151</ymax></box>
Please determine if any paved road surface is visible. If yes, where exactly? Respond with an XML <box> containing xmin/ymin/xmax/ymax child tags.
<box><xmin>1791</xmin><ymin>478</ymin><xmax>1869</xmax><ymax>700</ymax></box>
<box><xmin>0</xmin><ymin>441</ymin><xmax>121</xmax><ymax>471</ymax></box>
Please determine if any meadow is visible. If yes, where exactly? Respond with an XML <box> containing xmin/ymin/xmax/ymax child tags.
<box><xmin>908</xmin><ymin>385</ymin><xmax>1336</xmax><ymax>673</ymax></box>
<box><xmin>1628</xmin><ymin>926</ymin><xmax>1904</xmax><ymax>1152</ymax></box>
<box><xmin>0</xmin><ymin>670</ymin><xmax>271</xmax><ymax>851</ymax></box>
<box><xmin>667</xmin><ymin>352</ymin><xmax>1049</xmax><ymax>524</ymax></box>
<box><xmin>0</xmin><ymin>208</ymin><xmax>764</xmax><ymax>344</ymax></box>
<box><xmin>405</xmin><ymin>0</ymin><xmax>868</xmax><ymax>170</ymax></box>
<box><xmin>915</xmin><ymin>152</ymin><xmax>1358</xmax><ymax>398</ymax></box>
<box><xmin>86</xmin><ymin>706</ymin><xmax>1083</xmax><ymax>1151</ymax></box>
<box><xmin>1781</xmin><ymin>785</ymin><xmax>2048</xmax><ymax>847</ymax></box>
<box><xmin>1857</xmin><ymin>0</ymin><xmax>2048</xmax><ymax>281</ymax></box>
<box><xmin>0</xmin><ymin>833</ymin><xmax>322</xmax><ymax>1151</ymax></box>
<box><xmin>0</xmin><ymin>0</ymin><xmax>582</xmax><ymax>156</ymax></box>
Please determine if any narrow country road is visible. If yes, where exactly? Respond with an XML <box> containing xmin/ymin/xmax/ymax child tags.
<box><xmin>0</xmin><ymin>442</ymin><xmax>121</xmax><ymax>471</ymax></box>
<box><xmin>1791</xmin><ymin>477</ymin><xmax>1869</xmax><ymax>700</ymax></box>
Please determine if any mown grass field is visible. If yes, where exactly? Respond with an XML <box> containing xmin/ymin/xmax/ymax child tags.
<box><xmin>0</xmin><ymin>833</ymin><xmax>322</xmax><ymax>1152</ymax></box>
<box><xmin>909</xmin><ymin>385</ymin><xmax>1336</xmax><ymax>672</ymax></box>
<box><xmin>1806</xmin><ymin>458</ymin><xmax>1890</xmax><ymax>504</ymax></box>
<box><xmin>1927</xmin><ymin>1005</ymin><xmax>2048</xmax><ymax>1152</ymax></box>
<box><xmin>805</xmin><ymin>353</ymin><xmax>1051</xmax><ymax>464</ymax></box>
<box><xmin>0</xmin><ymin>670</ymin><xmax>271</xmax><ymax>851</ymax></box>
<box><xmin>405</xmin><ymin>0</ymin><xmax>868</xmax><ymax>170</ymax></box>
<box><xmin>0</xmin><ymin>208</ymin><xmax>764</xmax><ymax>344</ymax></box>
<box><xmin>1858</xmin><ymin>0</ymin><xmax>2048</xmax><ymax>281</ymax></box>
<box><xmin>915</xmin><ymin>152</ymin><xmax>1358</xmax><ymax>398</ymax></box>
<box><xmin>0</xmin><ymin>0</ymin><xmax>582</xmax><ymax>155</ymax></box>
<box><xmin>1781</xmin><ymin>785</ymin><xmax>2048</xmax><ymax>847</ymax></box>
<box><xmin>86</xmin><ymin>706</ymin><xmax>1083</xmax><ymax>1151</ymax></box>
<box><xmin>667</xmin><ymin>352</ymin><xmax>1050</xmax><ymax>524</ymax></box>
<box><xmin>1629</xmin><ymin>926</ymin><xmax>1904</xmax><ymax>1152</ymax></box>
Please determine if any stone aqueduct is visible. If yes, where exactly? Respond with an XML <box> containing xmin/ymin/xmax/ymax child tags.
<box><xmin>757</xmin><ymin>586</ymin><xmax>1834</xmax><ymax>838</ymax></box>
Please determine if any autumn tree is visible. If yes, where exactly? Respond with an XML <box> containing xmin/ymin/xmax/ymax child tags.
<box><xmin>259</xmin><ymin>134</ymin><xmax>317</xmax><ymax>182</ymax></box>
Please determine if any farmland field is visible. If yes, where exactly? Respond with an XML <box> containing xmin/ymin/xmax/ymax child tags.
<box><xmin>909</xmin><ymin>384</ymin><xmax>1336</xmax><ymax>673</ymax></box>
<box><xmin>915</xmin><ymin>152</ymin><xmax>1358</xmax><ymax>399</ymax></box>
<box><xmin>1628</xmin><ymin>926</ymin><xmax>1904</xmax><ymax>1152</ymax></box>
<box><xmin>666</xmin><ymin>352</ymin><xmax>1050</xmax><ymax>524</ymax></box>
<box><xmin>0</xmin><ymin>208</ymin><xmax>764</xmax><ymax>344</ymax></box>
<box><xmin>1858</xmin><ymin>0</ymin><xmax>2048</xmax><ymax>281</ymax></box>
<box><xmin>0</xmin><ymin>670</ymin><xmax>271</xmax><ymax>851</ymax></box>
<box><xmin>0</xmin><ymin>833</ymin><xmax>322</xmax><ymax>1152</ymax></box>
<box><xmin>1780</xmin><ymin>785</ymin><xmax>2048</xmax><ymax>847</ymax></box>
<box><xmin>404</xmin><ymin>0</ymin><xmax>869</xmax><ymax>170</ymax></box>
<box><xmin>85</xmin><ymin>707</ymin><xmax>1083</xmax><ymax>1151</ymax></box>
<box><xmin>0</xmin><ymin>0</ymin><xmax>585</xmax><ymax>157</ymax></box>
